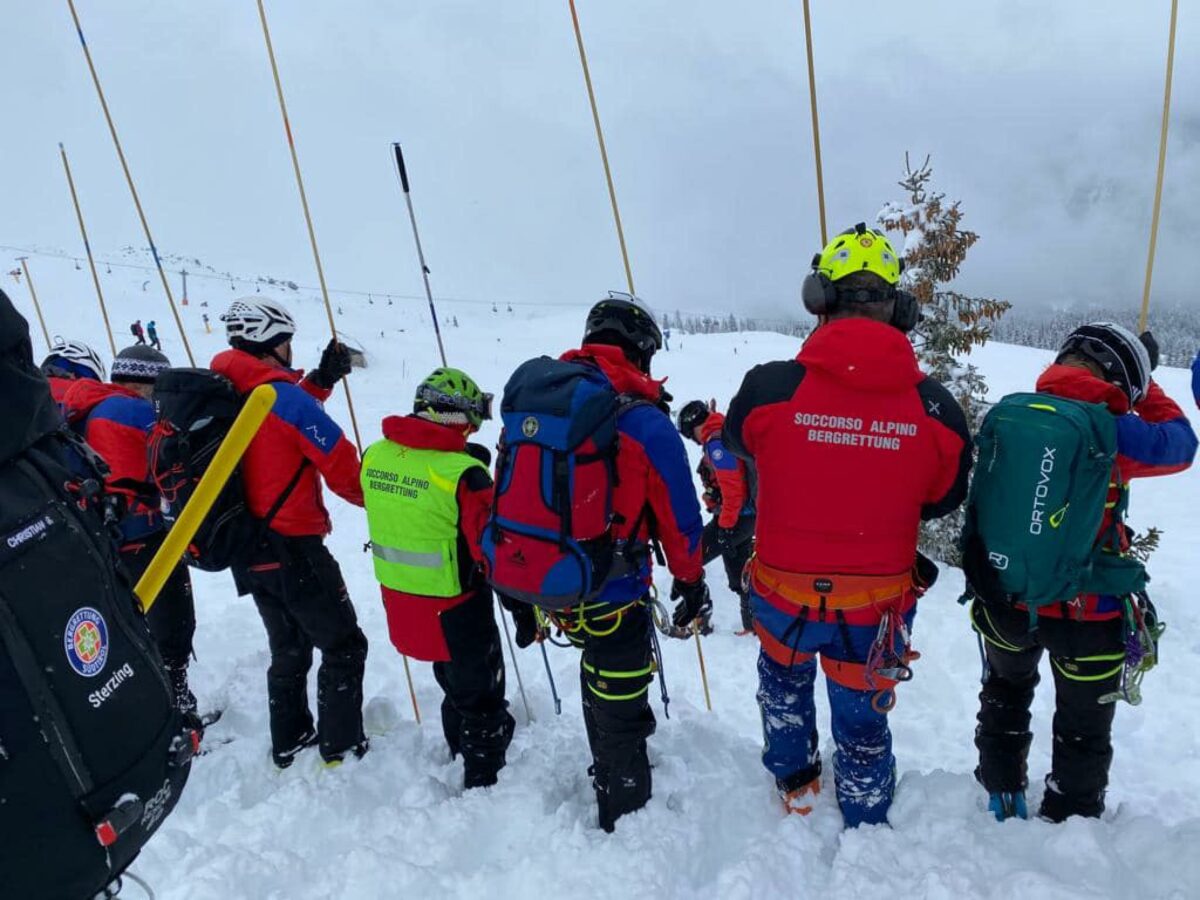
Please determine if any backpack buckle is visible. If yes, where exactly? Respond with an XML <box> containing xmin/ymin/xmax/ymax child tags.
<box><xmin>94</xmin><ymin>796</ymin><xmax>144</xmax><ymax>847</ymax></box>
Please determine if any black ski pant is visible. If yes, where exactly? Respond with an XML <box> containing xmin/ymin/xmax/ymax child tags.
<box><xmin>566</xmin><ymin>600</ymin><xmax>656</xmax><ymax>832</ymax></box>
<box><xmin>701</xmin><ymin>514</ymin><xmax>755</xmax><ymax>631</ymax></box>
<box><xmin>121</xmin><ymin>531</ymin><xmax>196</xmax><ymax>698</ymax></box>
<box><xmin>234</xmin><ymin>534</ymin><xmax>368</xmax><ymax>762</ymax></box>
<box><xmin>433</xmin><ymin>587</ymin><xmax>515</xmax><ymax>788</ymax></box>
<box><xmin>971</xmin><ymin>597</ymin><xmax>1124</xmax><ymax>820</ymax></box>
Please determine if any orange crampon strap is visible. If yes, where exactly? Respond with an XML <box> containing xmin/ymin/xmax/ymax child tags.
<box><xmin>749</xmin><ymin>559</ymin><xmax>912</xmax><ymax>613</ymax></box>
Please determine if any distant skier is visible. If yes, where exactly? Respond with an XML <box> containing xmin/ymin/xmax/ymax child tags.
<box><xmin>130</xmin><ymin>319</ymin><xmax>146</xmax><ymax>344</ymax></box>
<box><xmin>677</xmin><ymin>399</ymin><xmax>756</xmax><ymax>634</ymax></box>
<box><xmin>361</xmin><ymin>368</ymin><xmax>515</xmax><ymax>789</ymax></box>
<box><xmin>724</xmin><ymin>224</ymin><xmax>970</xmax><ymax>826</ymax></box>
<box><xmin>202</xmin><ymin>312</ymin><xmax>211</xmax><ymax>334</ymax></box>
<box><xmin>63</xmin><ymin>345</ymin><xmax>198</xmax><ymax>714</ymax></box>
<box><xmin>39</xmin><ymin>339</ymin><xmax>104</xmax><ymax>408</ymax></box>
<box><xmin>213</xmin><ymin>298</ymin><xmax>368</xmax><ymax>768</ymax></box>
<box><xmin>663</xmin><ymin>327</ymin><xmax>671</xmax><ymax>351</ymax></box>
<box><xmin>146</xmin><ymin>320</ymin><xmax>161</xmax><ymax>350</ymax></box>
<box><xmin>964</xmin><ymin>323</ymin><xmax>1196</xmax><ymax>822</ymax></box>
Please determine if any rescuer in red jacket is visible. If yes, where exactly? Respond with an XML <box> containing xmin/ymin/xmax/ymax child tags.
<box><xmin>971</xmin><ymin>323</ymin><xmax>1197</xmax><ymax>823</ymax></box>
<box><xmin>724</xmin><ymin>224</ymin><xmax>972</xmax><ymax>827</ymax></box>
<box><xmin>64</xmin><ymin>344</ymin><xmax>198</xmax><ymax>714</ymax></box>
<box><xmin>211</xmin><ymin>298</ymin><xmax>368</xmax><ymax>768</ymax></box>
<box><xmin>677</xmin><ymin>400</ymin><xmax>756</xmax><ymax>633</ymax></box>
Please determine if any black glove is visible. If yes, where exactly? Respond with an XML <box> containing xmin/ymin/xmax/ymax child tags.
<box><xmin>913</xmin><ymin>551</ymin><xmax>939</xmax><ymax>596</ymax></box>
<box><xmin>465</xmin><ymin>442</ymin><xmax>492</xmax><ymax>467</ymax></box>
<box><xmin>311</xmin><ymin>338</ymin><xmax>353</xmax><ymax>389</ymax></box>
<box><xmin>670</xmin><ymin>578</ymin><xmax>712</xmax><ymax>631</ymax></box>
<box><xmin>1139</xmin><ymin>331</ymin><xmax>1160</xmax><ymax>371</ymax></box>
<box><xmin>510</xmin><ymin>603</ymin><xmax>540</xmax><ymax>649</ymax></box>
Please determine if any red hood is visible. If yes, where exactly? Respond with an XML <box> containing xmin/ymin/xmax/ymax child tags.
<box><xmin>381</xmin><ymin>415</ymin><xmax>469</xmax><ymax>451</ymax></box>
<box><xmin>1036</xmin><ymin>364</ymin><xmax>1130</xmax><ymax>414</ymax></box>
<box><xmin>560</xmin><ymin>344</ymin><xmax>667</xmax><ymax>402</ymax></box>
<box><xmin>698</xmin><ymin>411</ymin><xmax>726</xmax><ymax>443</ymax></box>
<box><xmin>210</xmin><ymin>348</ymin><xmax>304</xmax><ymax>393</ymax></box>
<box><xmin>62</xmin><ymin>379</ymin><xmax>141</xmax><ymax>423</ymax></box>
<box><xmin>798</xmin><ymin>319</ymin><xmax>923</xmax><ymax>393</ymax></box>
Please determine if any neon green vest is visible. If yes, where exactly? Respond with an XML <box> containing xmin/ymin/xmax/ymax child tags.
<box><xmin>361</xmin><ymin>439</ymin><xmax>485</xmax><ymax>598</ymax></box>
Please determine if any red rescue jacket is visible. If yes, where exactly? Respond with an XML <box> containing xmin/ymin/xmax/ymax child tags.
<box><xmin>210</xmin><ymin>349</ymin><xmax>363</xmax><ymax>537</ymax></box>
<box><xmin>559</xmin><ymin>345</ymin><xmax>704</xmax><ymax>593</ymax></box>
<box><xmin>696</xmin><ymin>412</ymin><xmax>753</xmax><ymax>528</ymax></box>
<box><xmin>63</xmin><ymin>379</ymin><xmax>161</xmax><ymax>542</ymax></box>
<box><xmin>724</xmin><ymin>319</ymin><xmax>972</xmax><ymax>578</ymax></box>
<box><xmin>375</xmin><ymin>415</ymin><xmax>494</xmax><ymax>663</ymax></box>
<box><xmin>1032</xmin><ymin>364</ymin><xmax>1196</xmax><ymax>620</ymax></box>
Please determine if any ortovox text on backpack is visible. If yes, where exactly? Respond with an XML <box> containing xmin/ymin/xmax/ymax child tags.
<box><xmin>961</xmin><ymin>393</ymin><xmax>1147</xmax><ymax>621</ymax></box>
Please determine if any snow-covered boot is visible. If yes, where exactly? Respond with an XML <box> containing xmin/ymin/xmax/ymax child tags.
<box><xmin>779</xmin><ymin>777</ymin><xmax>820</xmax><ymax>816</ymax></box>
<box><xmin>167</xmin><ymin>663</ymin><xmax>198</xmax><ymax>716</ymax></box>
<box><xmin>272</xmin><ymin>727</ymin><xmax>319</xmax><ymax>769</ymax></box>
<box><xmin>988</xmin><ymin>791</ymin><xmax>1028</xmax><ymax>822</ymax></box>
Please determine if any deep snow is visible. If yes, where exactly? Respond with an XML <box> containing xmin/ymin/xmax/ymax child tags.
<box><xmin>10</xmin><ymin>273</ymin><xmax>1200</xmax><ymax>899</ymax></box>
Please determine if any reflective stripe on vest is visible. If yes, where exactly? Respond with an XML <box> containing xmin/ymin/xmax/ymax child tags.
<box><xmin>360</xmin><ymin>437</ymin><xmax>485</xmax><ymax>598</ymax></box>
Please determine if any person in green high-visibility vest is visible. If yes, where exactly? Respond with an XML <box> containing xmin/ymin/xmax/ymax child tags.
<box><xmin>361</xmin><ymin>367</ymin><xmax>518</xmax><ymax>788</ymax></box>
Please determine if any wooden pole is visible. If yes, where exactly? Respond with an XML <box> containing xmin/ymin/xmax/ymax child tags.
<box><xmin>59</xmin><ymin>143</ymin><xmax>117</xmax><ymax>356</ymax></box>
<box><xmin>801</xmin><ymin>0</ymin><xmax>828</xmax><ymax>245</ymax></box>
<box><xmin>1139</xmin><ymin>0</ymin><xmax>1180</xmax><ymax>333</ymax></box>
<box><xmin>17</xmin><ymin>258</ymin><xmax>52</xmax><ymax>352</ymax></box>
<box><xmin>568</xmin><ymin>0</ymin><xmax>635</xmax><ymax>294</ymax></box>
<box><xmin>255</xmin><ymin>0</ymin><xmax>364</xmax><ymax>453</ymax></box>
<box><xmin>65</xmin><ymin>0</ymin><xmax>195</xmax><ymax>365</ymax></box>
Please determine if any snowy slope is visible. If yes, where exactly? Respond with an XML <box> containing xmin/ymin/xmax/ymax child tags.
<box><xmin>10</xmin><ymin>272</ymin><xmax>1200</xmax><ymax>900</ymax></box>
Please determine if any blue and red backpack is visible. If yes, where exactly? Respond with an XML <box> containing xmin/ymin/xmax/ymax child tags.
<box><xmin>484</xmin><ymin>356</ymin><xmax>643</xmax><ymax>610</ymax></box>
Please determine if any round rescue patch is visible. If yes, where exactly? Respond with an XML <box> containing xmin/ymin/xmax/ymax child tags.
<box><xmin>64</xmin><ymin>607</ymin><xmax>109</xmax><ymax>678</ymax></box>
<box><xmin>521</xmin><ymin>416</ymin><xmax>540</xmax><ymax>438</ymax></box>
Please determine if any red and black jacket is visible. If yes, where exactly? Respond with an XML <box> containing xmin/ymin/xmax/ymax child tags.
<box><xmin>374</xmin><ymin>415</ymin><xmax>495</xmax><ymax>663</ymax></box>
<box><xmin>1033</xmin><ymin>364</ymin><xmax>1196</xmax><ymax>620</ymax></box>
<box><xmin>210</xmin><ymin>349</ymin><xmax>363</xmax><ymax>537</ymax></box>
<box><xmin>724</xmin><ymin>318</ymin><xmax>972</xmax><ymax>577</ymax></box>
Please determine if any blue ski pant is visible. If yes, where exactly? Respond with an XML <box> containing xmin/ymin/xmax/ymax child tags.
<box><xmin>753</xmin><ymin>590</ymin><xmax>916</xmax><ymax>827</ymax></box>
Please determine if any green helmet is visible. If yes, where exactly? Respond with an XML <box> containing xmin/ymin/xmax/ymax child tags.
<box><xmin>414</xmin><ymin>367</ymin><xmax>493</xmax><ymax>428</ymax></box>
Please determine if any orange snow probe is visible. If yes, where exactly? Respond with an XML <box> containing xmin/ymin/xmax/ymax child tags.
<box><xmin>134</xmin><ymin>384</ymin><xmax>276</xmax><ymax>613</ymax></box>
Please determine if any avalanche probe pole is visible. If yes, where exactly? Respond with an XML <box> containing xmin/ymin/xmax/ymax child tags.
<box><xmin>1139</xmin><ymin>0</ymin><xmax>1179</xmax><ymax>333</ymax></box>
<box><xmin>567</xmin><ymin>0</ymin><xmax>635</xmax><ymax>294</ymax></box>
<box><xmin>392</xmin><ymin>144</ymin><xmax>449</xmax><ymax>367</ymax></box>
<box><xmin>60</xmin><ymin>143</ymin><xmax>117</xmax><ymax>357</ymax></box>
<box><xmin>17</xmin><ymin>257</ymin><xmax>52</xmax><ymax>352</ymax></box>
<box><xmin>65</xmin><ymin>0</ymin><xmax>195</xmax><ymax>366</ymax></box>
<box><xmin>801</xmin><ymin>0</ymin><xmax>827</xmax><ymax>245</ymax></box>
<box><xmin>389</xmin><ymin>142</ymin><xmax>533</xmax><ymax>722</ymax></box>
<box><xmin>256</xmin><ymin>0</ymin><xmax>364</xmax><ymax>453</ymax></box>
<box><xmin>693</xmin><ymin>620</ymin><xmax>713</xmax><ymax>712</ymax></box>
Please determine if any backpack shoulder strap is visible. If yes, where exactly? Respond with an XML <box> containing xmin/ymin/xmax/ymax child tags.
<box><xmin>258</xmin><ymin>458</ymin><xmax>311</xmax><ymax>534</ymax></box>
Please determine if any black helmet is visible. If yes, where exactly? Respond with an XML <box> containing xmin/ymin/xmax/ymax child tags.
<box><xmin>1056</xmin><ymin>322</ymin><xmax>1151</xmax><ymax>406</ymax></box>
<box><xmin>583</xmin><ymin>292</ymin><xmax>663</xmax><ymax>371</ymax></box>
<box><xmin>677</xmin><ymin>400</ymin><xmax>710</xmax><ymax>438</ymax></box>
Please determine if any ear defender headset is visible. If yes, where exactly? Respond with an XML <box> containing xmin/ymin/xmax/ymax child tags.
<box><xmin>800</xmin><ymin>223</ymin><xmax>920</xmax><ymax>334</ymax></box>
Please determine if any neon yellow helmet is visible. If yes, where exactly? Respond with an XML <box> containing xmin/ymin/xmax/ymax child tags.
<box><xmin>814</xmin><ymin>223</ymin><xmax>902</xmax><ymax>285</ymax></box>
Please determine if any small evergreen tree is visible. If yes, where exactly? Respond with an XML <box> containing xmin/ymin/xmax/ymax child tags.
<box><xmin>878</xmin><ymin>155</ymin><xmax>1011</xmax><ymax>564</ymax></box>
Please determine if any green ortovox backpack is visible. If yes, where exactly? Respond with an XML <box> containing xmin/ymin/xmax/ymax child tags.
<box><xmin>960</xmin><ymin>392</ymin><xmax>1147</xmax><ymax>622</ymax></box>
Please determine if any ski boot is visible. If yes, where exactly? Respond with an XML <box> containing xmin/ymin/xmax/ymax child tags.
<box><xmin>780</xmin><ymin>777</ymin><xmax>821</xmax><ymax>816</ymax></box>
<box><xmin>988</xmin><ymin>791</ymin><xmax>1028</xmax><ymax>822</ymax></box>
<box><xmin>273</xmin><ymin>728</ymin><xmax>319</xmax><ymax>770</ymax></box>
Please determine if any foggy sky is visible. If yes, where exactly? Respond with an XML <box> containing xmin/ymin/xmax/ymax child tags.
<box><xmin>4</xmin><ymin>1</ymin><xmax>1197</xmax><ymax>322</ymax></box>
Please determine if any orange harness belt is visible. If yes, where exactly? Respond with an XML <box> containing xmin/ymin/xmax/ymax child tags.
<box><xmin>749</xmin><ymin>558</ymin><xmax>912</xmax><ymax>612</ymax></box>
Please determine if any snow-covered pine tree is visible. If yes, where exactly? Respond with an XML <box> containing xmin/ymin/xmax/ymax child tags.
<box><xmin>878</xmin><ymin>155</ymin><xmax>1011</xmax><ymax>564</ymax></box>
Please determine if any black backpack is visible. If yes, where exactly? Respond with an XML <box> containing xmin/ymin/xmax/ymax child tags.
<box><xmin>0</xmin><ymin>291</ymin><xmax>195</xmax><ymax>898</ymax></box>
<box><xmin>149</xmin><ymin>368</ymin><xmax>306</xmax><ymax>571</ymax></box>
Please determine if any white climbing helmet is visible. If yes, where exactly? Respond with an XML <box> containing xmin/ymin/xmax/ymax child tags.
<box><xmin>40</xmin><ymin>339</ymin><xmax>105</xmax><ymax>381</ymax></box>
<box><xmin>221</xmin><ymin>298</ymin><xmax>297</xmax><ymax>349</ymax></box>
